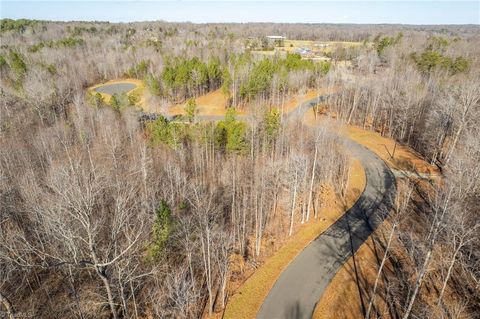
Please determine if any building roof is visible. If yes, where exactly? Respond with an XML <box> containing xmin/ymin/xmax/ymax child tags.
<box><xmin>266</xmin><ymin>35</ymin><xmax>286</xmax><ymax>39</ymax></box>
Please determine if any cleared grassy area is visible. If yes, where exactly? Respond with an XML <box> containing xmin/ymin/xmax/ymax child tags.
<box><xmin>167</xmin><ymin>89</ymin><xmax>245</xmax><ymax>117</ymax></box>
<box><xmin>87</xmin><ymin>78</ymin><xmax>145</xmax><ymax>108</ymax></box>
<box><xmin>277</xmin><ymin>87</ymin><xmax>337</xmax><ymax>115</ymax></box>
<box><xmin>222</xmin><ymin>159</ymin><xmax>366</xmax><ymax>319</ymax></box>
<box><xmin>284</xmin><ymin>39</ymin><xmax>315</xmax><ymax>52</ymax></box>
<box><xmin>284</xmin><ymin>39</ymin><xmax>364</xmax><ymax>52</ymax></box>
<box><xmin>341</xmin><ymin>126</ymin><xmax>439</xmax><ymax>175</ymax></box>
<box><xmin>165</xmin><ymin>87</ymin><xmax>337</xmax><ymax>119</ymax></box>
<box><xmin>303</xmin><ymin>109</ymin><xmax>439</xmax><ymax>175</ymax></box>
<box><xmin>252</xmin><ymin>39</ymin><xmax>365</xmax><ymax>58</ymax></box>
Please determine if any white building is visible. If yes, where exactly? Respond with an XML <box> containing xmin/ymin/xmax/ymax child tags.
<box><xmin>266</xmin><ymin>35</ymin><xmax>286</xmax><ymax>47</ymax></box>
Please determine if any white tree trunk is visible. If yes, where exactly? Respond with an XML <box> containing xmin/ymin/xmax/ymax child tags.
<box><xmin>305</xmin><ymin>143</ymin><xmax>318</xmax><ymax>222</ymax></box>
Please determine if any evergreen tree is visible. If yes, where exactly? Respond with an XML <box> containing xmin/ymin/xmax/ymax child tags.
<box><xmin>8</xmin><ymin>50</ymin><xmax>27</xmax><ymax>78</ymax></box>
<box><xmin>185</xmin><ymin>97</ymin><xmax>197</xmax><ymax>123</ymax></box>
<box><xmin>215</xmin><ymin>108</ymin><xmax>247</xmax><ymax>153</ymax></box>
<box><xmin>87</xmin><ymin>92</ymin><xmax>105</xmax><ymax>109</ymax></box>
<box><xmin>144</xmin><ymin>74</ymin><xmax>162</xmax><ymax>96</ymax></box>
<box><xmin>264</xmin><ymin>108</ymin><xmax>281</xmax><ymax>141</ymax></box>
<box><xmin>110</xmin><ymin>93</ymin><xmax>121</xmax><ymax>110</ymax></box>
<box><xmin>147</xmin><ymin>200</ymin><xmax>173</xmax><ymax>261</ymax></box>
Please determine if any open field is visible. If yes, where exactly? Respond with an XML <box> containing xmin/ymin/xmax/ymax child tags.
<box><xmin>284</xmin><ymin>39</ymin><xmax>365</xmax><ymax>53</ymax></box>
<box><xmin>252</xmin><ymin>39</ymin><xmax>366</xmax><ymax>60</ymax></box>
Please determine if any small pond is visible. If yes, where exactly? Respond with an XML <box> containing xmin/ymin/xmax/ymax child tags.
<box><xmin>94</xmin><ymin>83</ymin><xmax>136</xmax><ymax>95</ymax></box>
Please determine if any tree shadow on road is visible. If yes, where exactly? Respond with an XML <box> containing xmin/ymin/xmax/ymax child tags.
<box><xmin>284</xmin><ymin>301</ymin><xmax>304</xmax><ymax>319</ymax></box>
<box><xmin>315</xmin><ymin>165</ymin><xmax>402</xmax><ymax>319</ymax></box>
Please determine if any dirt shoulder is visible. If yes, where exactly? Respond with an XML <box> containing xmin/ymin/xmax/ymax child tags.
<box><xmin>312</xmin><ymin>221</ymin><xmax>391</xmax><ymax>319</ymax></box>
<box><xmin>221</xmin><ymin>159</ymin><xmax>366</xmax><ymax>319</ymax></box>
<box><xmin>341</xmin><ymin>125</ymin><xmax>439</xmax><ymax>175</ymax></box>
<box><xmin>303</xmin><ymin>109</ymin><xmax>439</xmax><ymax>175</ymax></box>
<box><xmin>304</xmin><ymin>110</ymin><xmax>440</xmax><ymax>319</ymax></box>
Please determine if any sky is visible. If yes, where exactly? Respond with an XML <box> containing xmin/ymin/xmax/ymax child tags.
<box><xmin>1</xmin><ymin>1</ymin><xmax>479</xmax><ymax>25</ymax></box>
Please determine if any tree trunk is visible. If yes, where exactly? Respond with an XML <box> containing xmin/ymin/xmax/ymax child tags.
<box><xmin>130</xmin><ymin>280</ymin><xmax>139</xmax><ymax>319</ymax></box>
<box><xmin>289</xmin><ymin>174</ymin><xmax>298</xmax><ymax>237</ymax></box>
<box><xmin>366</xmin><ymin>223</ymin><xmax>397</xmax><ymax>319</ymax></box>
<box><xmin>306</xmin><ymin>143</ymin><xmax>318</xmax><ymax>222</ymax></box>
<box><xmin>437</xmin><ymin>242</ymin><xmax>462</xmax><ymax>307</ymax></box>
<box><xmin>0</xmin><ymin>292</ymin><xmax>15</xmax><ymax>319</ymax></box>
<box><xmin>402</xmin><ymin>249</ymin><xmax>432</xmax><ymax>319</ymax></box>
<box><xmin>96</xmin><ymin>267</ymin><xmax>118</xmax><ymax>319</ymax></box>
<box><xmin>444</xmin><ymin>124</ymin><xmax>463</xmax><ymax>166</ymax></box>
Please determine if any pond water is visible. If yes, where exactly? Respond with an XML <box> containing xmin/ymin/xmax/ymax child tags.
<box><xmin>94</xmin><ymin>83</ymin><xmax>136</xmax><ymax>95</ymax></box>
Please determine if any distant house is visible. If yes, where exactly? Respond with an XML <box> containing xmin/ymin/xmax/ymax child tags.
<box><xmin>266</xmin><ymin>35</ymin><xmax>286</xmax><ymax>47</ymax></box>
<box><xmin>296</xmin><ymin>47</ymin><xmax>311</xmax><ymax>55</ymax></box>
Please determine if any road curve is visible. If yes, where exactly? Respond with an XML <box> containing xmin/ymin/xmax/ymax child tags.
<box><xmin>151</xmin><ymin>93</ymin><xmax>396</xmax><ymax>319</ymax></box>
<box><xmin>257</xmin><ymin>136</ymin><xmax>396</xmax><ymax>318</ymax></box>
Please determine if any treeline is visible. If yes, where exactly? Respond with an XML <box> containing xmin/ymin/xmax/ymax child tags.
<box><xmin>159</xmin><ymin>56</ymin><xmax>222</xmax><ymax>99</ymax></box>
<box><xmin>3</xmin><ymin>18</ymin><xmax>479</xmax><ymax>41</ymax></box>
<box><xmin>28</xmin><ymin>37</ymin><xmax>85</xmax><ymax>53</ymax></box>
<box><xmin>0</xmin><ymin>18</ymin><xmax>43</xmax><ymax>33</ymax></box>
<box><xmin>141</xmin><ymin>52</ymin><xmax>331</xmax><ymax>106</ymax></box>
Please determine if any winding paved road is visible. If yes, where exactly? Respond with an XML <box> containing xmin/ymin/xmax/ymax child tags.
<box><xmin>151</xmin><ymin>93</ymin><xmax>396</xmax><ymax>319</ymax></box>
<box><xmin>257</xmin><ymin>99</ymin><xmax>396</xmax><ymax>319</ymax></box>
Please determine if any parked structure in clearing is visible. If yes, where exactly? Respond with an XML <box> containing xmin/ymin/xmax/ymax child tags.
<box><xmin>266</xmin><ymin>35</ymin><xmax>286</xmax><ymax>47</ymax></box>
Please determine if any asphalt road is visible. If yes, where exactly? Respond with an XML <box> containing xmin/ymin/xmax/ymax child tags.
<box><xmin>145</xmin><ymin>93</ymin><xmax>396</xmax><ymax>318</ymax></box>
<box><xmin>257</xmin><ymin>138</ymin><xmax>396</xmax><ymax>319</ymax></box>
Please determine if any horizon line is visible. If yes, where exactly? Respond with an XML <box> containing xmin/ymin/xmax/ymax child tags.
<box><xmin>2</xmin><ymin>17</ymin><xmax>479</xmax><ymax>26</ymax></box>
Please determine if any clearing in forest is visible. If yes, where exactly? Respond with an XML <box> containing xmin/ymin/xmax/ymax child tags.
<box><xmin>166</xmin><ymin>87</ymin><xmax>338</xmax><ymax>119</ymax></box>
<box><xmin>87</xmin><ymin>78</ymin><xmax>145</xmax><ymax>107</ymax></box>
<box><xmin>167</xmin><ymin>89</ymin><xmax>246</xmax><ymax>117</ymax></box>
<box><xmin>252</xmin><ymin>39</ymin><xmax>366</xmax><ymax>60</ymax></box>
<box><xmin>303</xmin><ymin>109</ymin><xmax>440</xmax><ymax>175</ymax></box>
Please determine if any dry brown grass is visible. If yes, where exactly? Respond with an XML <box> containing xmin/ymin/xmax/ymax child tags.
<box><xmin>303</xmin><ymin>108</ymin><xmax>439</xmax><ymax>175</ymax></box>
<box><xmin>165</xmin><ymin>87</ymin><xmax>337</xmax><ymax>119</ymax></box>
<box><xmin>87</xmin><ymin>78</ymin><xmax>146</xmax><ymax>108</ymax></box>
<box><xmin>341</xmin><ymin>126</ymin><xmax>439</xmax><ymax>175</ymax></box>
<box><xmin>304</xmin><ymin>110</ymin><xmax>444</xmax><ymax>319</ymax></box>
<box><xmin>166</xmin><ymin>89</ymin><xmax>246</xmax><ymax>117</ymax></box>
<box><xmin>313</xmin><ymin>182</ymin><xmax>469</xmax><ymax>319</ymax></box>
<box><xmin>220</xmin><ymin>159</ymin><xmax>366</xmax><ymax>319</ymax></box>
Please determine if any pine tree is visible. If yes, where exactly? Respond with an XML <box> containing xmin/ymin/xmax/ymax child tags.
<box><xmin>147</xmin><ymin>200</ymin><xmax>173</xmax><ymax>261</ymax></box>
<box><xmin>185</xmin><ymin>97</ymin><xmax>197</xmax><ymax>123</ymax></box>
